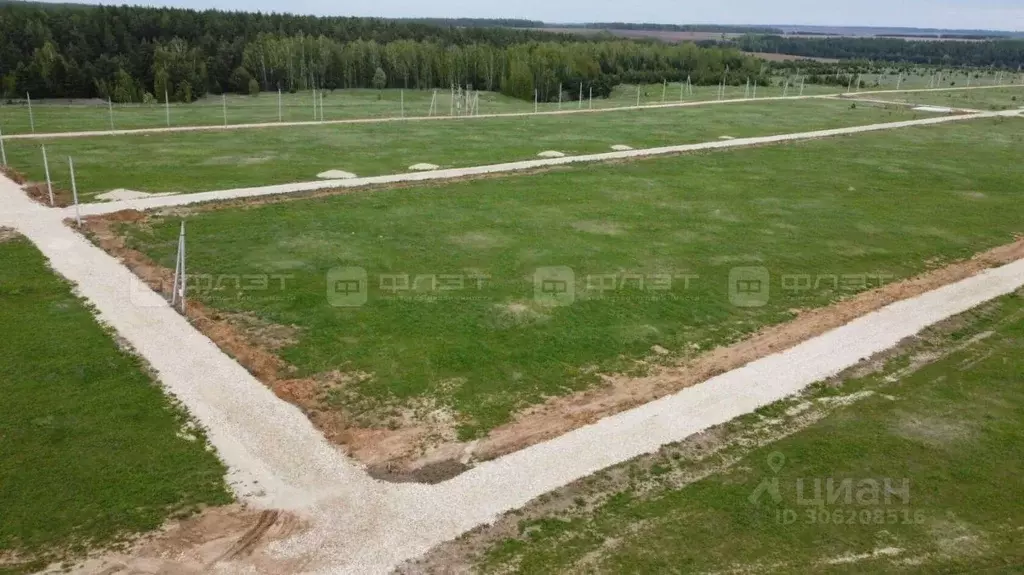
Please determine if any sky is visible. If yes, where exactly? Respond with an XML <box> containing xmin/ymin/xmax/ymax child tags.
<box><xmin>39</xmin><ymin>0</ymin><xmax>1024</xmax><ymax>31</ymax></box>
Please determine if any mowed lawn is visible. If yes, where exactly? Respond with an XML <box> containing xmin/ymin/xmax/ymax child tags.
<box><xmin>870</xmin><ymin>86</ymin><xmax>1024</xmax><ymax>111</ymax></box>
<box><xmin>119</xmin><ymin>117</ymin><xmax>1024</xmax><ymax>439</ymax></box>
<box><xmin>456</xmin><ymin>290</ymin><xmax>1024</xmax><ymax>574</ymax></box>
<box><xmin>4</xmin><ymin>99</ymin><xmax>933</xmax><ymax>198</ymax></box>
<box><xmin>0</xmin><ymin>235</ymin><xmax>230</xmax><ymax>573</ymax></box>
<box><xmin>0</xmin><ymin>82</ymin><xmax>842</xmax><ymax>136</ymax></box>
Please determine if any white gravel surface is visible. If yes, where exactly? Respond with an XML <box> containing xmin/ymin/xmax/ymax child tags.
<box><xmin>316</xmin><ymin>170</ymin><xmax>357</xmax><ymax>179</ymax></box>
<box><xmin>4</xmin><ymin>107</ymin><xmax>1024</xmax><ymax>572</ymax></box>
<box><xmin>94</xmin><ymin>189</ymin><xmax>179</xmax><ymax>201</ymax></box>
<box><xmin>7</xmin><ymin>84</ymin><xmax>1019</xmax><ymax>142</ymax></box>
<box><xmin>68</xmin><ymin>108</ymin><xmax>1021</xmax><ymax>218</ymax></box>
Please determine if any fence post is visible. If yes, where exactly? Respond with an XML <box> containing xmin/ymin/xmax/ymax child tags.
<box><xmin>534</xmin><ymin>89</ymin><xmax>538</xmax><ymax>113</ymax></box>
<box><xmin>26</xmin><ymin>93</ymin><xmax>35</xmax><ymax>134</ymax></box>
<box><xmin>278</xmin><ymin>88</ymin><xmax>283</xmax><ymax>122</ymax></box>
<box><xmin>164</xmin><ymin>89</ymin><xmax>170</xmax><ymax>126</ymax></box>
<box><xmin>558</xmin><ymin>83</ymin><xmax>562</xmax><ymax>110</ymax></box>
<box><xmin>222</xmin><ymin>93</ymin><xmax>227</xmax><ymax>126</ymax></box>
<box><xmin>0</xmin><ymin>126</ymin><xmax>6</xmax><ymax>166</ymax></box>
<box><xmin>172</xmin><ymin>221</ymin><xmax>184</xmax><ymax>309</ymax></box>
<box><xmin>108</xmin><ymin>98</ymin><xmax>114</xmax><ymax>130</ymax></box>
<box><xmin>41</xmin><ymin>145</ymin><xmax>54</xmax><ymax>206</ymax></box>
<box><xmin>179</xmin><ymin>222</ymin><xmax>186</xmax><ymax>313</ymax></box>
<box><xmin>69</xmin><ymin>157</ymin><xmax>81</xmax><ymax>225</ymax></box>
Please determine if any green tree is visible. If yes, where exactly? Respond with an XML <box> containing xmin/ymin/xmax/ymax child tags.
<box><xmin>248</xmin><ymin>78</ymin><xmax>260</xmax><ymax>96</ymax></box>
<box><xmin>231</xmin><ymin>67</ymin><xmax>252</xmax><ymax>95</ymax></box>
<box><xmin>372</xmin><ymin>66</ymin><xmax>387</xmax><ymax>90</ymax></box>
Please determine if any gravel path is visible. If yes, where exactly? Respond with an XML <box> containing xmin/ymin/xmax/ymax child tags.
<box><xmin>69</xmin><ymin>108</ymin><xmax>1022</xmax><ymax>217</ymax></box>
<box><xmin>3</xmin><ymin>109</ymin><xmax>1024</xmax><ymax>572</ymax></box>
<box><xmin>6</xmin><ymin>84</ymin><xmax>1020</xmax><ymax>142</ymax></box>
<box><xmin>831</xmin><ymin>95</ymin><xmax>983</xmax><ymax>113</ymax></box>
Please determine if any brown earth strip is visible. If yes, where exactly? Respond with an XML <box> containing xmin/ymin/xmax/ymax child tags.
<box><xmin>54</xmin><ymin>505</ymin><xmax>308</xmax><ymax>575</ymax></box>
<box><xmin>82</xmin><ymin>211</ymin><xmax>1024</xmax><ymax>482</ymax></box>
<box><xmin>1</xmin><ymin>165</ymin><xmax>75</xmax><ymax>207</ymax></box>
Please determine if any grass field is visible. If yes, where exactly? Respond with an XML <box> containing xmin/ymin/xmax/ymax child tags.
<box><xmin>4</xmin><ymin>99</ymin><xmax>934</xmax><ymax>199</ymax></box>
<box><xmin>0</xmin><ymin>234</ymin><xmax>231</xmax><ymax>573</ymax></box>
<box><xmin>866</xmin><ymin>86</ymin><xmax>1024</xmax><ymax>111</ymax></box>
<box><xmin>113</xmin><ymin>117</ymin><xmax>1024</xmax><ymax>441</ymax></box>
<box><xmin>0</xmin><ymin>73</ymin><xmax>1012</xmax><ymax>136</ymax></box>
<box><xmin>441</xmin><ymin>288</ymin><xmax>1024</xmax><ymax>573</ymax></box>
<box><xmin>0</xmin><ymin>82</ymin><xmax>837</xmax><ymax>136</ymax></box>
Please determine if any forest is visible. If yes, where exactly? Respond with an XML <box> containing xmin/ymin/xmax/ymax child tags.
<box><xmin>733</xmin><ymin>35</ymin><xmax>1024</xmax><ymax>68</ymax></box>
<box><xmin>0</xmin><ymin>2</ymin><xmax>767</xmax><ymax>104</ymax></box>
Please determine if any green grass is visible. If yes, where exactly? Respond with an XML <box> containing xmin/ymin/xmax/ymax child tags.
<box><xmin>0</xmin><ymin>73</ymin><xmax>1011</xmax><ymax>136</ymax></box>
<box><xmin>0</xmin><ymin>82</ymin><xmax>843</xmax><ymax>136</ymax></box>
<box><xmin>868</xmin><ymin>86</ymin><xmax>1024</xmax><ymax>111</ymax></box>
<box><xmin>0</xmin><ymin>236</ymin><xmax>231</xmax><ymax>573</ymax></box>
<box><xmin>470</xmin><ymin>290</ymin><xmax>1024</xmax><ymax>573</ymax></box>
<box><xmin>116</xmin><ymin>116</ymin><xmax>1024</xmax><ymax>440</ymax></box>
<box><xmin>3</xmin><ymin>98</ymin><xmax>935</xmax><ymax>199</ymax></box>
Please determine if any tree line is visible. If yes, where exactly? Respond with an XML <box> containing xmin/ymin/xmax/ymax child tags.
<box><xmin>0</xmin><ymin>2</ymin><xmax>768</xmax><ymax>103</ymax></box>
<box><xmin>731</xmin><ymin>35</ymin><xmax>1024</xmax><ymax>68</ymax></box>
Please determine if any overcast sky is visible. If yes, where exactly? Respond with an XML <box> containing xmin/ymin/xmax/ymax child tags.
<box><xmin>41</xmin><ymin>0</ymin><xmax>1024</xmax><ymax>31</ymax></box>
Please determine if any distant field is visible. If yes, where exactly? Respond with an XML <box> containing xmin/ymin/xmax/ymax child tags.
<box><xmin>744</xmin><ymin>51</ymin><xmax>839</xmax><ymax>63</ymax></box>
<box><xmin>112</xmin><ymin>117</ymin><xmax>1024</xmax><ymax>450</ymax></box>
<box><xmin>3</xmin><ymin>77</ymin><xmax>1008</xmax><ymax>137</ymax></box>
<box><xmin>4</xmin><ymin>98</ymin><xmax>924</xmax><ymax>199</ymax></box>
<box><xmin>0</xmin><ymin>234</ymin><xmax>230</xmax><ymax>573</ymax></box>
<box><xmin>418</xmin><ymin>288</ymin><xmax>1024</xmax><ymax>573</ymax></box>
<box><xmin>539</xmin><ymin>27</ymin><xmax>743</xmax><ymax>42</ymax></box>
<box><xmin>0</xmin><ymin>82</ymin><xmax>833</xmax><ymax>136</ymax></box>
<box><xmin>864</xmin><ymin>86</ymin><xmax>1024</xmax><ymax>111</ymax></box>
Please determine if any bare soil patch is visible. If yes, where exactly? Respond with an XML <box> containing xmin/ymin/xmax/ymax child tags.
<box><xmin>84</xmin><ymin>210</ymin><xmax>1024</xmax><ymax>482</ymax></box>
<box><xmin>55</xmin><ymin>505</ymin><xmax>307</xmax><ymax>575</ymax></box>
<box><xmin>1</xmin><ymin>165</ymin><xmax>75</xmax><ymax>207</ymax></box>
<box><xmin>0</xmin><ymin>226</ymin><xmax>19</xmax><ymax>242</ymax></box>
